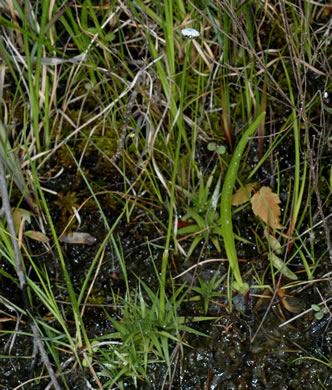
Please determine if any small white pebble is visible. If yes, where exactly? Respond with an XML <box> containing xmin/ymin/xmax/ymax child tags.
<box><xmin>181</xmin><ymin>28</ymin><xmax>200</xmax><ymax>39</ymax></box>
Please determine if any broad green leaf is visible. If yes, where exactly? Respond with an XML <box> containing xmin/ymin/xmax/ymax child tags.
<box><xmin>270</xmin><ymin>253</ymin><xmax>298</xmax><ymax>280</ymax></box>
<box><xmin>264</xmin><ymin>229</ymin><xmax>282</xmax><ymax>254</ymax></box>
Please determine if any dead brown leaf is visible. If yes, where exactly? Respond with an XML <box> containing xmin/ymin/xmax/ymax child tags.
<box><xmin>60</xmin><ymin>232</ymin><xmax>97</xmax><ymax>245</ymax></box>
<box><xmin>251</xmin><ymin>186</ymin><xmax>283</xmax><ymax>229</ymax></box>
<box><xmin>24</xmin><ymin>230</ymin><xmax>50</xmax><ymax>243</ymax></box>
<box><xmin>232</xmin><ymin>183</ymin><xmax>258</xmax><ymax>206</ymax></box>
<box><xmin>12</xmin><ymin>208</ymin><xmax>32</xmax><ymax>235</ymax></box>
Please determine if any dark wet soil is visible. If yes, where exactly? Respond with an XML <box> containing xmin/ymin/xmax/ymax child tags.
<box><xmin>1</xmin><ymin>141</ymin><xmax>331</xmax><ymax>389</ymax></box>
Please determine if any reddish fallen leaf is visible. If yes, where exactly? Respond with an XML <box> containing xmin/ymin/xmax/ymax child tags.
<box><xmin>111</xmin><ymin>272</ymin><xmax>120</xmax><ymax>280</ymax></box>
<box><xmin>177</xmin><ymin>220</ymin><xmax>195</xmax><ymax>229</ymax></box>
<box><xmin>251</xmin><ymin>186</ymin><xmax>283</xmax><ymax>230</ymax></box>
<box><xmin>278</xmin><ymin>288</ymin><xmax>303</xmax><ymax>313</ymax></box>
<box><xmin>232</xmin><ymin>182</ymin><xmax>258</xmax><ymax>206</ymax></box>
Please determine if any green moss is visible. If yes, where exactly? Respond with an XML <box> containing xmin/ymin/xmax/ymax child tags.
<box><xmin>54</xmin><ymin>191</ymin><xmax>79</xmax><ymax>223</ymax></box>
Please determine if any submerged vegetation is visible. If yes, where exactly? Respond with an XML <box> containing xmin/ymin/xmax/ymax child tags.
<box><xmin>0</xmin><ymin>0</ymin><xmax>331</xmax><ymax>388</ymax></box>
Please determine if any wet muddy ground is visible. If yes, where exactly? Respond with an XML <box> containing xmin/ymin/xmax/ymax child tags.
<box><xmin>1</xmin><ymin>140</ymin><xmax>331</xmax><ymax>389</ymax></box>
